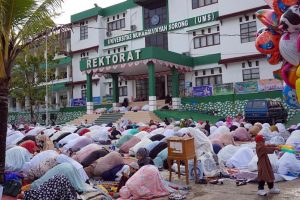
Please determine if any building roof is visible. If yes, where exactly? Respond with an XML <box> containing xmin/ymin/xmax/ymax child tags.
<box><xmin>218</xmin><ymin>5</ymin><xmax>269</xmax><ymax>20</ymax></box>
<box><xmin>70</xmin><ymin>0</ymin><xmax>138</xmax><ymax>23</ymax></box>
<box><xmin>218</xmin><ymin>54</ymin><xmax>265</xmax><ymax>64</ymax></box>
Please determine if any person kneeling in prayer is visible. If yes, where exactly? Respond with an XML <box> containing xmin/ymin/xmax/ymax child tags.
<box><xmin>117</xmin><ymin>162</ymin><xmax>139</xmax><ymax>192</ymax></box>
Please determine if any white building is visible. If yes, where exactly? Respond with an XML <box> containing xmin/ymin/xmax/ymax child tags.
<box><xmin>9</xmin><ymin>0</ymin><xmax>280</xmax><ymax>113</ymax></box>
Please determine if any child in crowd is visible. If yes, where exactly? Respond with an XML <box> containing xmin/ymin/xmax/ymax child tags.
<box><xmin>255</xmin><ymin>135</ymin><xmax>280</xmax><ymax>196</ymax></box>
<box><xmin>136</xmin><ymin>148</ymin><xmax>154</xmax><ymax>168</ymax></box>
<box><xmin>117</xmin><ymin>162</ymin><xmax>139</xmax><ymax>192</ymax></box>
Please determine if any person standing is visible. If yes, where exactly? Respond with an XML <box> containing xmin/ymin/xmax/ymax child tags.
<box><xmin>255</xmin><ymin>135</ymin><xmax>280</xmax><ymax>196</ymax></box>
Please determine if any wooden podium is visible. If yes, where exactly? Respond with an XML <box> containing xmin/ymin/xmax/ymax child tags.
<box><xmin>167</xmin><ymin>137</ymin><xmax>197</xmax><ymax>184</ymax></box>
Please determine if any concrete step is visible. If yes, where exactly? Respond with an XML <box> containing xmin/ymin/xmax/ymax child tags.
<box><xmin>116</xmin><ymin>111</ymin><xmax>161</xmax><ymax>124</ymax></box>
<box><xmin>94</xmin><ymin>113</ymin><xmax>124</xmax><ymax>125</ymax></box>
<box><xmin>68</xmin><ymin>114</ymin><xmax>101</xmax><ymax>125</ymax></box>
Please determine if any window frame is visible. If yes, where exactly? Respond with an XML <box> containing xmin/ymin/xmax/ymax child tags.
<box><xmin>80</xmin><ymin>25</ymin><xmax>88</xmax><ymax>40</ymax></box>
<box><xmin>107</xmin><ymin>18</ymin><xmax>126</xmax><ymax>32</ymax></box>
<box><xmin>195</xmin><ymin>74</ymin><xmax>222</xmax><ymax>86</ymax></box>
<box><xmin>194</xmin><ymin>33</ymin><xmax>220</xmax><ymax>49</ymax></box>
<box><xmin>240</xmin><ymin>21</ymin><xmax>257</xmax><ymax>43</ymax></box>
<box><xmin>242</xmin><ymin>68</ymin><xmax>260</xmax><ymax>81</ymax></box>
<box><xmin>192</xmin><ymin>0</ymin><xmax>218</xmax><ymax>9</ymax></box>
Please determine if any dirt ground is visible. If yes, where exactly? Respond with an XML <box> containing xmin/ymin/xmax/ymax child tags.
<box><xmin>158</xmin><ymin>175</ymin><xmax>300</xmax><ymax>200</ymax></box>
<box><xmin>2</xmin><ymin>175</ymin><xmax>300</xmax><ymax>200</ymax></box>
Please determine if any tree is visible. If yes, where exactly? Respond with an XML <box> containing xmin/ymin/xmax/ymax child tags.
<box><xmin>9</xmin><ymin>51</ymin><xmax>56</xmax><ymax>123</ymax></box>
<box><xmin>0</xmin><ymin>0</ymin><xmax>63</xmax><ymax>184</ymax></box>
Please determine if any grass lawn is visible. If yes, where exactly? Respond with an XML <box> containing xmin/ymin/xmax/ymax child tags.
<box><xmin>154</xmin><ymin>110</ymin><xmax>224</xmax><ymax>123</ymax></box>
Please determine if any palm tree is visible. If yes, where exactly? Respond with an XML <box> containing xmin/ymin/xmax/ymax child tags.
<box><xmin>0</xmin><ymin>0</ymin><xmax>63</xmax><ymax>183</ymax></box>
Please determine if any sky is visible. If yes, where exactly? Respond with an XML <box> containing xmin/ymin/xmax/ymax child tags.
<box><xmin>54</xmin><ymin>0</ymin><xmax>126</xmax><ymax>24</ymax></box>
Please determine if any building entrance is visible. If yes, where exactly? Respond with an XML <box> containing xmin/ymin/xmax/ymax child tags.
<box><xmin>136</xmin><ymin>77</ymin><xmax>166</xmax><ymax>101</ymax></box>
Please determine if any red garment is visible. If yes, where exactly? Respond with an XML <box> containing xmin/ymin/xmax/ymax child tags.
<box><xmin>79</xmin><ymin>128</ymin><xmax>90</xmax><ymax>136</ymax></box>
<box><xmin>255</xmin><ymin>135</ymin><xmax>265</xmax><ymax>143</ymax></box>
<box><xmin>256</xmin><ymin>142</ymin><xmax>277</xmax><ymax>182</ymax></box>
<box><xmin>19</xmin><ymin>140</ymin><xmax>38</xmax><ymax>154</ymax></box>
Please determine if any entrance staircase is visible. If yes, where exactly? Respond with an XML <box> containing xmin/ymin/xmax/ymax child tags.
<box><xmin>68</xmin><ymin>114</ymin><xmax>100</xmax><ymax>126</ymax></box>
<box><xmin>129</xmin><ymin>100</ymin><xmax>167</xmax><ymax>109</ymax></box>
<box><xmin>116</xmin><ymin>111</ymin><xmax>161</xmax><ymax>124</ymax></box>
<box><xmin>94</xmin><ymin>113</ymin><xmax>124</xmax><ymax>125</ymax></box>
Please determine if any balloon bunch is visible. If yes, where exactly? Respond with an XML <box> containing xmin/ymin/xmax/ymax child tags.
<box><xmin>255</xmin><ymin>0</ymin><xmax>300</xmax><ymax>108</ymax></box>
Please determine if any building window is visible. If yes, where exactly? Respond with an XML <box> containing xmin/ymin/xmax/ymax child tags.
<box><xmin>243</xmin><ymin>68</ymin><xmax>260</xmax><ymax>81</ymax></box>
<box><xmin>192</xmin><ymin>0</ymin><xmax>218</xmax><ymax>9</ymax></box>
<box><xmin>194</xmin><ymin>33</ymin><xmax>220</xmax><ymax>48</ymax></box>
<box><xmin>80</xmin><ymin>21</ymin><xmax>88</xmax><ymax>40</ymax></box>
<box><xmin>109</xmin><ymin>86</ymin><xmax>128</xmax><ymax>97</ymax></box>
<box><xmin>240</xmin><ymin>21</ymin><xmax>257</xmax><ymax>43</ymax></box>
<box><xmin>144</xmin><ymin>0</ymin><xmax>168</xmax><ymax>49</ymax></box>
<box><xmin>80</xmin><ymin>52</ymin><xmax>89</xmax><ymax>60</ymax></box>
<box><xmin>195</xmin><ymin>75</ymin><xmax>222</xmax><ymax>86</ymax></box>
<box><xmin>108</xmin><ymin>18</ymin><xmax>125</xmax><ymax>31</ymax></box>
<box><xmin>81</xmin><ymin>84</ymin><xmax>86</xmax><ymax>98</ymax></box>
<box><xmin>119</xmin><ymin>86</ymin><xmax>128</xmax><ymax>96</ymax></box>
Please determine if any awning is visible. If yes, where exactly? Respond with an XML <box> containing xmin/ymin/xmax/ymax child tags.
<box><xmin>50</xmin><ymin>82</ymin><xmax>69</xmax><ymax>92</ymax></box>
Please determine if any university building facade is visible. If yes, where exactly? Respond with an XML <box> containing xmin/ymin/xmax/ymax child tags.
<box><xmin>10</xmin><ymin>0</ymin><xmax>280</xmax><ymax>113</ymax></box>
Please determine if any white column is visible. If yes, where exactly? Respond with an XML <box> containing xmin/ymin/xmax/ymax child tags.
<box><xmin>67</xmin><ymin>65</ymin><xmax>71</xmax><ymax>80</ymax></box>
<box><xmin>16</xmin><ymin>100</ymin><xmax>21</xmax><ymax>112</ymax></box>
<box><xmin>55</xmin><ymin>67</ymin><xmax>59</xmax><ymax>80</ymax></box>
<box><xmin>67</xmin><ymin>90</ymin><xmax>71</xmax><ymax>107</ymax></box>
<box><xmin>25</xmin><ymin>96</ymin><xmax>30</xmax><ymax>110</ymax></box>
<box><xmin>86</xmin><ymin>102</ymin><xmax>94</xmax><ymax>114</ymax></box>
<box><xmin>149</xmin><ymin>96</ymin><xmax>157</xmax><ymax>111</ymax></box>
<box><xmin>172</xmin><ymin>97</ymin><xmax>181</xmax><ymax>110</ymax></box>
<box><xmin>55</xmin><ymin>92</ymin><xmax>60</xmax><ymax>110</ymax></box>
<box><xmin>164</xmin><ymin>75</ymin><xmax>168</xmax><ymax>96</ymax></box>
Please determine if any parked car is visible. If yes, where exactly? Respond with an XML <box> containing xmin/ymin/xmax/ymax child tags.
<box><xmin>244</xmin><ymin>99</ymin><xmax>288</xmax><ymax>124</ymax></box>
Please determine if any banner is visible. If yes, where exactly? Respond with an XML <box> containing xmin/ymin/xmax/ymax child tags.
<box><xmin>93</xmin><ymin>97</ymin><xmax>102</xmax><ymax>105</ymax></box>
<box><xmin>192</xmin><ymin>85</ymin><xmax>213</xmax><ymax>97</ymax></box>
<box><xmin>258</xmin><ymin>79</ymin><xmax>283</xmax><ymax>91</ymax></box>
<box><xmin>214</xmin><ymin>83</ymin><xmax>234</xmax><ymax>95</ymax></box>
<box><xmin>71</xmin><ymin>98</ymin><xmax>86</xmax><ymax>107</ymax></box>
<box><xmin>234</xmin><ymin>81</ymin><xmax>258</xmax><ymax>94</ymax></box>
<box><xmin>102</xmin><ymin>96</ymin><xmax>112</xmax><ymax>104</ymax></box>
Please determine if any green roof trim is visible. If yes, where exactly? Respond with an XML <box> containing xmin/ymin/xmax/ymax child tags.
<box><xmin>80</xmin><ymin>48</ymin><xmax>224</xmax><ymax>72</ymax></box>
<box><xmin>41</xmin><ymin>57</ymin><xmax>71</xmax><ymax>69</ymax></box>
<box><xmin>71</xmin><ymin>7</ymin><xmax>102</xmax><ymax>23</ymax></box>
<box><xmin>80</xmin><ymin>47</ymin><xmax>194</xmax><ymax>71</ymax></box>
<box><xmin>193</xmin><ymin>53</ymin><xmax>221</xmax><ymax>66</ymax></box>
<box><xmin>50</xmin><ymin>82</ymin><xmax>68</xmax><ymax>92</ymax></box>
<box><xmin>71</xmin><ymin>0</ymin><xmax>138</xmax><ymax>23</ymax></box>
<box><xmin>102</xmin><ymin>0</ymin><xmax>137</xmax><ymax>16</ymax></box>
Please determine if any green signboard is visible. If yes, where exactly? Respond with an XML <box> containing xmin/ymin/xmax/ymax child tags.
<box><xmin>83</xmin><ymin>49</ymin><xmax>142</xmax><ymax>70</ymax></box>
<box><xmin>104</xmin><ymin>11</ymin><xmax>219</xmax><ymax>46</ymax></box>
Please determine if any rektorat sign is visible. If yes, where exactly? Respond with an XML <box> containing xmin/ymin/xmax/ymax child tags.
<box><xmin>86</xmin><ymin>49</ymin><xmax>142</xmax><ymax>69</ymax></box>
<box><xmin>104</xmin><ymin>11</ymin><xmax>219</xmax><ymax>46</ymax></box>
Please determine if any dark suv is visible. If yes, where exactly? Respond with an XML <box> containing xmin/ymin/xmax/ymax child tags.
<box><xmin>244</xmin><ymin>99</ymin><xmax>288</xmax><ymax>124</ymax></box>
